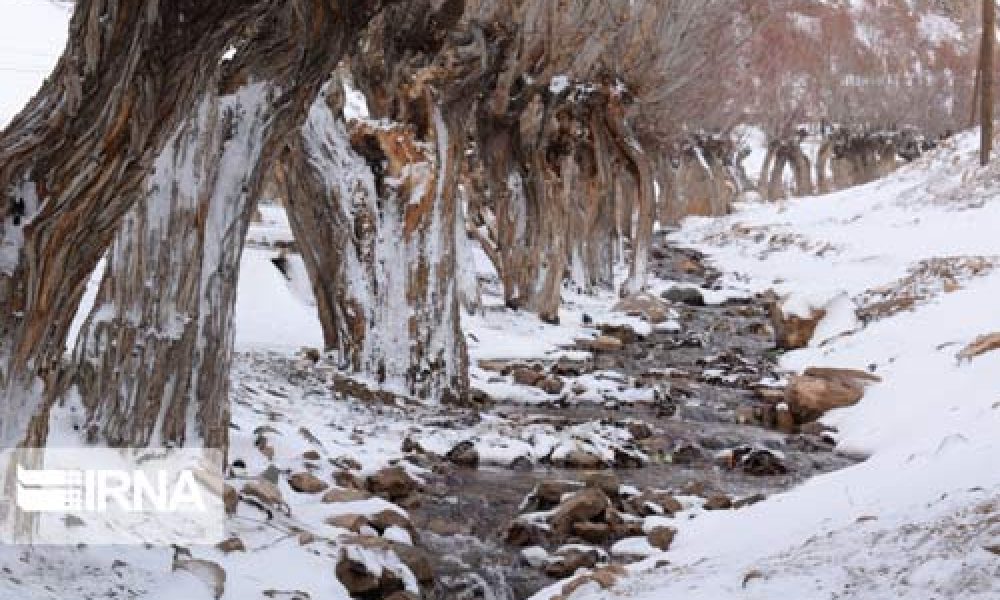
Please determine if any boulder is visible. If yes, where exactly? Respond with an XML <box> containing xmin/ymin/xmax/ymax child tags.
<box><xmin>506</xmin><ymin>520</ymin><xmax>549</xmax><ymax>547</ymax></box>
<box><xmin>446</xmin><ymin>440</ymin><xmax>480</xmax><ymax>468</ymax></box>
<box><xmin>550</xmin><ymin>488</ymin><xmax>611</xmax><ymax>535</ymax></box>
<box><xmin>537</xmin><ymin>375</ymin><xmax>565</xmax><ymax>395</ymax></box>
<box><xmin>532</xmin><ymin>480</ymin><xmax>582</xmax><ymax>510</ymax></box>
<box><xmin>242</xmin><ymin>479</ymin><xmax>284</xmax><ymax>508</ymax></box>
<box><xmin>769</xmin><ymin>301</ymin><xmax>826</xmax><ymax>350</ymax></box>
<box><xmin>647</xmin><ymin>526</ymin><xmax>676</xmax><ymax>551</ymax></box>
<box><xmin>584</xmin><ymin>472</ymin><xmax>621</xmax><ymax>498</ymax></box>
<box><xmin>703</xmin><ymin>494</ymin><xmax>732</xmax><ymax>511</ymax></box>
<box><xmin>326</xmin><ymin>514</ymin><xmax>369</xmax><ymax>533</ymax></box>
<box><xmin>586</xmin><ymin>335</ymin><xmax>624</xmax><ymax>352</ymax></box>
<box><xmin>322</xmin><ymin>487</ymin><xmax>372</xmax><ymax>504</ymax></box>
<box><xmin>614</xmin><ymin>292</ymin><xmax>672</xmax><ymax>323</ymax></box>
<box><xmin>367</xmin><ymin>466</ymin><xmax>418</xmax><ymax>501</ymax></box>
<box><xmin>663</xmin><ymin>286</ymin><xmax>705</xmax><ymax>307</ymax></box>
<box><xmin>512</xmin><ymin>366</ymin><xmax>544</xmax><ymax>386</ymax></box>
<box><xmin>554</xmin><ymin>449</ymin><xmax>606</xmax><ymax>470</ymax></box>
<box><xmin>288</xmin><ymin>472</ymin><xmax>329</xmax><ymax>494</ymax></box>
<box><xmin>216</xmin><ymin>537</ymin><xmax>246</xmax><ymax>554</ymax></box>
<box><xmin>544</xmin><ymin>548</ymin><xmax>600</xmax><ymax>578</ymax></box>
<box><xmin>786</xmin><ymin>368</ymin><xmax>880</xmax><ymax>422</ymax></box>
<box><xmin>572</xmin><ymin>521</ymin><xmax>612</xmax><ymax>544</ymax></box>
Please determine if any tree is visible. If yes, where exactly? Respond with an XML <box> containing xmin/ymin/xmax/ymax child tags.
<box><xmin>0</xmin><ymin>0</ymin><xmax>392</xmax><ymax>450</ymax></box>
<box><xmin>982</xmin><ymin>0</ymin><xmax>995</xmax><ymax>165</ymax></box>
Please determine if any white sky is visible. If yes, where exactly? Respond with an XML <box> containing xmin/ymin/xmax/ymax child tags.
<box><xmin>0</xmin><ymin>0</ymin><xmax>71</xmax><ymax>126</ymax></box>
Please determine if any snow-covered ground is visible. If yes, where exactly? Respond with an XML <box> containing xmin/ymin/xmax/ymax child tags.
<box><xmin>541</xmin><ymin>131</ymin><xmax>1000</xmax><ymax>599</ymax></box>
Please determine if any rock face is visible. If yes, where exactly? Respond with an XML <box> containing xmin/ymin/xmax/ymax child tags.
<box><xmin>786</xmin><ymin>367</ymin><xmax>881</xmax><ymax>422</ymax></box>
<box><xmin>769</xmin><ymin>301</ymin><xmax>826</xmax><ymax>350</ymax></box>
<box><xmin>614</xmin><ymin>293</ymin><xmax>672</xmax><ymax>323</ymax></box>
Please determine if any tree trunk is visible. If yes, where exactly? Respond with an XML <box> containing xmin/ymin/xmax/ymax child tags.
<box><xmin>609</xmin><ymin>94</ymin><xmax>656</xmax><ymax>297</ymax></box>
<box><xmin>281</xmin><ymin>81</ymin><xmax>469</xmax><ymax>404</ymax></box>
<box><xmin>982</xmin><ymin>0</ymin><xmax>995</xmax><ymax>166</ymax></box>
<box><xmin>0</xmin><ymin>1</ymin><xmax>270</xmax><ymax>448</ymax></box>
<box><xmin>12</xmin><ymin>0</ymin><xmax>389</xmax><ymax>451</ymax></box>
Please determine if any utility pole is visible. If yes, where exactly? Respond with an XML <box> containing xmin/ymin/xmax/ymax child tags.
<box><xmin>982</xmin><ymin>0</ymin><xmax>995</xmax><ymax>166</ymax></box>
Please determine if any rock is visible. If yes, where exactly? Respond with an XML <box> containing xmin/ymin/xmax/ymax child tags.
<box><xmin>537</xmin><ymin>375</ymin><xmax>565</xmax><ymax>395</ymax></box>
<box><xmin>512</xmin><ymin>366</ymin><xmax>545</xmax><ymax>386</ymax></box>
<box><xmin>632</xmin><ymin>491</ymin><xmax>682</xmax><ymax>516</ymax></box>
<box><xmin>322</xmin><ymin>487</ymin><xmax>371</xmax><ymax>503</ymax></box>
<box><xmin>171</xmin><ymin>551</ymin><xmax>226</xmax><ymax>600</ymax></box>
<box><xmin>598</xmin><ymin>324</ymin><xmax>642</xmax><ymax>344</ymax></box>
<box><xmin>367</xmin><ymin>466</ymin><xmax>418</xmax><ymax>501</ymax></box>
<box><xmin>242</xmin><ymin>479</ymin><xmax>284</xmax><ymax>508</ymax></box>
<box><xmin>614</xmin><ymin>292</ymin><xmax>671</xmax><ymax>323</ymax></box>
<box><xmin>302</xmin><ymin>450</ymin><xmax>321</xmax><ymax>461</ymax></box>
<box><xmin>550</xmin><ymin>488</ymin><xmax>611</xmax><ymax>535</ymax></box>
<box><xmin>385</xmin><ymin>593</ymin><xmax>420</xmax><ymax>600</ymax></box>
<box><xmin>786</xmin><ymin>368</ymin><xmax>880</xmax><ymax>422</ymax></box>
<box><xmin>586</xmin><ymin>335</ymin><xmax>624</xmax><ymax>352</ymax></box>
<box><xmin>545</xmin><ymin>548</ymin><xmax>599</xmax><ymax>578</ymax></box>
<box><xmin>743</xmin><ymin>450</ymin><xmax>786</xmax><ymax>476</ymax></box>
<box><xmin>532</xmin><ymin>480</ymin><xmax>582</xmax><ymax>510</ymax></box>
<box><xmin>288</xmin><ymin>472</ymin><xmax>329</xmax><ymax>494</ymax></box>
<box><xmin>554</xmin><ymin>449</ymin><xmax>606</xmax><ymax>470</ymax></box>
<box><xmin>345</xmin><ymin>535</ymin><xmax>435</xmax><ymax>586</ymax></box>
<box><xmin>297</xmin><ymin>531</ymin><xmax>316</xmax><ymax>545</ymax></box>
<box><xmin>555</xmin><ymin>565</ymin><xmax>627</xmax><ymax>600</ymax></box>
<box><xmin>334</xmin><ymin>470</ymin><xmax>366</xmax><ymax>490</ymax></box>
<box><xmin>255</xmin><ymin>437</ymin><xmax>275</xmax><ymax>462</ymax></box>
<box><xmin>958</xmin><ymin>333</ymin><xmax>1000</xmax><ymax>360</ymax></box>
<box><xmin>775</xmin><ymin>403</ymin><xmax>796</xmax><ymax>434</ymax></box>
<box><xmin>215</xmin><ymin>537</ymin><xmax>246</xmax><ymax>554</ymax></box>
<box><xmin>648</xmin><ymin>526</ymin><xmax>676</xmax><ymax>551</ymax></box>
<box><xmin>331</xmin><ymin>456</ymin><xmax>363</xmax><ymax>470</ymax></box>
<box><xmin>626</xmin><ymin>421</ymin><xmax>653</xmax><ymax>440</ymax></box>
<box><xmin>571</xmin><ymin>521</ymin><xmax>611</xmax><ymax>544</ymax></box>
<box><xmin>584</xmin><ymin>472</ymin><xmax>621</xmax><ymax>498</ymax></box>
<box><xmin>326</xmin><ymin>514</ymin><xmax>369</xmax><ymax>533</ymax></box>
<box><xmin>769</xmin><ymin>301</ymin><xmax>826</xmax><ymax>350</ymax></box>
<box><xmin>223</xmin><ymin>485</ymin><xmax>239</xmax><ymax>515</ymax></box>
<box><xmin>703</xmin><ymin>494</ymin><xmax>732</xmax><ymax>511</ymax></box>
<box><xmin>336</xmin><ymin>553</ymin><xmax>389</xmax><ymax>597</ymax></box>
<box><xmin>445</xmin><ymin>440</ymin><xmax>479</xmax><ymax>468</ymax></box>
<box><xmin>369</xmin><ymin>510</ymin><xmax>414</xmax><ymax>537</ymax></box>
<box><xmin>663</xmin><ymin>286</ymin><xmax>705</xmax><ymax>307</ymax></box>
<box><xmin>506</xmin><ymin>520</ymin><xmax>548</xmax><ymax>547</ymax></box>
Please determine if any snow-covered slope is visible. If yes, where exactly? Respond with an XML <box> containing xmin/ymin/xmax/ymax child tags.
<box><xmin>541</xmin><ymin>131</ymin><xmax>1000</xmax><ymax>599</ymax></box>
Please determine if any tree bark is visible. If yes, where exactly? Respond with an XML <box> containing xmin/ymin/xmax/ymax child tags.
<box><xmin>281</xmin><ymin>80</ymin><xmax>470</xmax><ymax>404</ymax></box>
<box><xmin>982</xmin><ymin>0</ymin><xmax>995</xmax><ymax>166</ymax></box>
<box><xmin>0</xmin><ymin>1</ymin><xmax>268</xmax><ymax>448</ymax></box>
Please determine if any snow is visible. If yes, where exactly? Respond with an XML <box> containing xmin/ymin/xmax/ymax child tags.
<box><xmin>547</xmin><ymin>129</ymin><xmax>1000</xmax><ymax>599</ymax></box>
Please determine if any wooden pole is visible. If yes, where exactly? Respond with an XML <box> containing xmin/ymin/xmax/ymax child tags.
<box><xmin>982</xmin><ymin>0</ymin><xmax>995</xmax><ymax>166</ymax></box>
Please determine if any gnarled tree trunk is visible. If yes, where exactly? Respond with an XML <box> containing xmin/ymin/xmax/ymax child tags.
<box><xmin>24</xmin><ymin>0</ymin><xmax>389</xmax><ymax>450</ymax></box>
<box><xmin>281</xmin><ymin>80</ymin><xmax>469</xmax><ymax>404</ymax></box>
